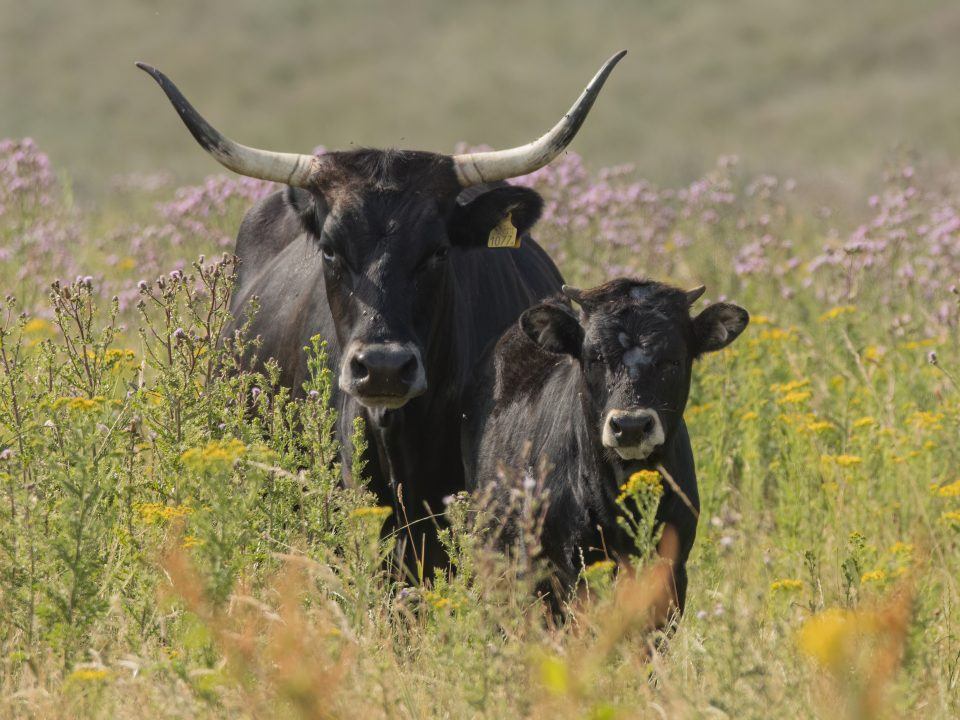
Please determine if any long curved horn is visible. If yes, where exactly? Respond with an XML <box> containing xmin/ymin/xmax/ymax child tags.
<box><xmin>135</xmin><ymin>62</ymin><xmax>319</xmax><ymax>187</ymax></box>
<box><xmin>452</xmin><ymin>51</ymin><xmax>627</xmax><ymax>186</ymax></box>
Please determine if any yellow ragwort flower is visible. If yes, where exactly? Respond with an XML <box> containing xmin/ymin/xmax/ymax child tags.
<box><xmin>796</xmin><ymin>608</ymin><xmax>884</xmax><ymax>671</ymax></box>
<box><xmin>67</xmin><ymin>668</ymin><xmax>110</xmax><ymax>683</ymax></box>
<box><xmin>852</xmin><ymin>416</ymin><xmax>876</xmax><ymax>429</ymax></box>
<box><xmin>818</xmin><ymin>305</ymin><xmax>857</xmax><ymax>322</ymax></box>
<box><xmin>618</xmin><ymin>470</ymin><xmax>663</xmax><ymax>501</ymax></box>
<box><xmin>741</xmin><ymin>410</ymin><xmax>759</xmax><ymax>421</ymax></box>
<box><xmin>136</xmin><ymin>502</ymin><xmax>193</xmax><ymax>525</ymax></box>
<box><xmin>23</xmin><ymin>317</ymin><xmax>53</xmax><ymax>335</ymax></box>
<box><xmin>779</xmin><ymin>391</ymin><xmax>812</xmax><ymax>406</ymax></box>
<box><xmin>907</xmin><ymin>411</ymin><xmax>943</xmax><ymax>431</ymax></box>
<box><xmin>804</xmin><ymin>420</ymin><xmax>834</xmax><ymax>434</ymax></box>
<box><xmin>770</xmin><ymin>578</ymin><xmax>803</xmax><ymax>593</ymax></box>
<box><xmin>934</xmin><ymin>479</ymin><xmax>960</xmax><ymax>498</ymax></box>
<box><xmin>940</xmin><ymin>510</ymin><xmax>960</xmax><ymax>527</ymax></box>
<box><xmin>860</xmin><ymin>569</ymin><xmax>887</xmax><ymax>585</ymax></box>
<box><xmin>181</xmin><ymin>438</ymin><xmax>247</xmax><ymax>473</ymax></box>
<box><xmin>888</xmin><ymin>541</ymin><xmax>913</xmax><ymax>556</ymax></box>
<box><xmin>349</xmin><ymin>506</ymin><xmax>393</xmax><ymax>521</ymax></box>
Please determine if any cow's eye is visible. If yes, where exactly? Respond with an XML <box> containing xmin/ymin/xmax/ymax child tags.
<box><xmin>320</xmin><ymin>244</ymin><xmax>339</xmax><ymax>263</ymax></box>
<box><xmin>433</xmin><ymin>246</ymin><xmax>449</xmax><ymax>262</ymax></box>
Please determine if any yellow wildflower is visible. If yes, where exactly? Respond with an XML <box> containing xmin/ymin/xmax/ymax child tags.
<box><xmin>818</xmin><ymin>305</ymin><xmax>856</xmax><ymax>322</ymax></box>
<box><xmin>863</xmin><ymin>346</ymin><xmax>883</xmax><ymax>362</ymax></box>
<box><xmin>757</xmin><ymin>327</ymin><xmax>794</xmax><ymax>342</ymax></box>
<box><xmin>741</xmin><ymin>410</ymin><xmax>759</xmax><ymax>421</ymax></box>
<box><xmin>182</xmin><ymin>535</ymin><xmax>204</xmax><ymax>549</ymax></box>
<box><xmin>67</xmin><ymin>668</ymin><xmax>110</xmax><ymax>683</ymax></box>
<box><xmin>53</xmin><ymin>396</ymin><xmax>107</xmax><ymax>413</ymax></box>
<box><xmin>23</xmin><ymin>317</ymin><xmax>53</xmax><ymax>335</ymax></box>
<box><xmin>804</xmin><ymin>420</ymin><xmax>834</xmax><ymax>434</ymax></box>
<box><xmin>349</xmin><ymin>506</ymin><xmax>393</xmax><ymax>521</ymax></box>
<box><xmin>860</xmin><ymin>569</ymin><xmax>887</xmax><ymax>585</ymax></box>
<box><xmin>888</xmin><ymin>542</ymin><xmax>913</xmax><ymax>556</ymax></box>
<box><xmin>823</xmin><ymin>454</ymin><xmax>862</xmax><ymax>468</ymax></box>
<box><xmin>907</xmin><ymin>411</ymin><xmax>943</xmax><ymax>431</ymax></box>
<box><xmin>934</xmin><ymin>479</ymin><xmax>960</xmax><ymax>498</ymax></box>
<box><xmin>136</xmin><ymin>503</ymin><xmax>193</xmax><ymax>525</ymax></box>
<box><xmin>779</xmin><ymin>391</ymin><xmax>812</xmax><ymax>405</ymax></box>
<box><xmin>104</xmin><ymin>348</ymin><xmax>137</xmax><ymax>369</ymax></box>
<box><xmin>618</xmin><ymin>470</ymin><xmax>663</xmax><ymax>501</ymax></box>
<box><xmin>796</xmin><ymin>608</ymin><xmax>884</xmax><ymax>671</ymax></box>
<box><xmin>751</xmin><ymin>315</ymin><xmax>773</xmax><ymax>325</ymax></box>
<box><xmin>686</xmin><ymin>402</ymin><xmax>714</xmax><ymax>416</ymax></box>
<box><xmin>940</xmin><ymin>510</ymin><xmax>960</xmax><ymax>527</ymax></box>
<box><xmin>899</xmin><ymin>338</ymin><xmax>937</xmax><ymax>350</ymax></box>
<box><xmin>852</xmin><ymin>416</ymin><xmax>876</xmax><ymax>429</ymax></box>
<box><xmin>770</xmin><ymin>578</ymin><xmax>803</xmax><ymax>593</ymax></box>
<box><xmin>117</xmin><ymin>256</ymin><xmax>137</xmax><ymax>271</ymax></box>
<box><xmin>423</xmin><ymin>590</ymin><xmax>464</xmax><ymax>612</ymax></box>
<box><xmin>771</xmin><ymin>379</ymin><xmax>810</xmax><ymax>394</ymax></box>
<box><xmin>181</xmin><ymin>438</ymin><xmax>247</xmax><ymax>473</ymax></box>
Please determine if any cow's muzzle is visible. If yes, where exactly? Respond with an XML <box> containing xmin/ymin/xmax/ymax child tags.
<box><xmin>602</xmin><ymin>408</ymin><xmax>665</xmax><ymax>460</ymax></box>
<box><xmin>340</xmin><ymin>342</ymin><xmax>427</xmax><ymax>410</ymax></box>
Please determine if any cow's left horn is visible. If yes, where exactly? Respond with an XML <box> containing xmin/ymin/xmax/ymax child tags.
<box><xmin>685</xmin><ymin>285</ymin><xmax>706</xmax><ymax>305</ymax></box>
<box><xmin>136</xmin><ymin>62</ymin><xmax>319</xmax><ymax>187</ymax></box>
<box><xmin>452</xmin><ymin>51</ymin><xmax>627</xmax><ymax>186</ymax></box>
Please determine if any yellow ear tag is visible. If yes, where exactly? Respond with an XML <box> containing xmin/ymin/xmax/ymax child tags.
<box><xmin>487</xmin><ymin>212</ymin><xmax>519</xmax><ymax>249</ymax></box>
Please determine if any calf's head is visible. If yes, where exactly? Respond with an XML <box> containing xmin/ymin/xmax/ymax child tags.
<box><xmin>520</xmin><ymin>278</ymin><xmax>748</xmax><ymax>461</ymax></box>
<box><xmin>136</xmin><ymin>52</ymin><xmax>626</xmax><ymax>410</ymax></box>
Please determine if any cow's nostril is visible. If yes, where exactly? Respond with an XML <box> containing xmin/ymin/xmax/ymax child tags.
<box><xmin>639</xmin><ymin>415</ymin><xmax>654</xmax><ymax>434</ymax></box>
<box><xmin>350</xmin><ymin>356</ymin><xmax>369</xmax><ymax>381</ymax></box>
<box><xmin>609</xmin><ymin>417</ymin><xmax>622</xmax><ymax>437</ymax></box>
<box><xmin>399</xmin><ymin>356</ymin><xmax>419</xmax><ymax>383</ymax></box>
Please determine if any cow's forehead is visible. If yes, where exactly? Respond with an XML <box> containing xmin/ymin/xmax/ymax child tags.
<box><xmin>327</xmin><ymin>190</ymin><xmax>443</xmax><ymax>240</ymax></box>
<box><xmin>583</xmin><ymin>303</ymin><xmax>689</xmax><ymax>359</ymax></box>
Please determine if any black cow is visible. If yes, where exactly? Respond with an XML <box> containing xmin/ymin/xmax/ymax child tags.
<box><xmin>136</xmin><ymin>53</ymin><xmax>632</xmax><ymax>574</ymax></box>
<box><xmin>462</xmin><ymin>278</ymin><xmax>748</xmax><ymax>616</ymax></box>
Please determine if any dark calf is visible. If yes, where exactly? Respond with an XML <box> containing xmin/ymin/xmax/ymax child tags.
<box><xmin>463</xmin><ymin>278</ymin><xmax>748</xmax><ymax>616</ymax></box>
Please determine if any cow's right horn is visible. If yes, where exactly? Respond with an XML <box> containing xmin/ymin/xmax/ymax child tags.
<box><xmin>452</xmin><ymin>50</ymin><xmax>626</xmax><ymax>186</ymax></box>
<box><xmin>136</xmin><ymin>62</ymin><xmax>319</xmax><ymax>187</ymax></box>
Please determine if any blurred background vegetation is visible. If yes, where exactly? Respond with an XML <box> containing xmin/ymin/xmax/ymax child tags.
<box><xmin>3</xmin><ymin>0</ymin><xmax>960</xmax><ymax>207</ymax></box>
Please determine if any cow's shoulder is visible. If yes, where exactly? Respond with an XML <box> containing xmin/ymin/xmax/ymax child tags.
<box><xmin>235</xmin><ymin>189</ymin><xmax>307</xmax><ymax>273</ymax></box>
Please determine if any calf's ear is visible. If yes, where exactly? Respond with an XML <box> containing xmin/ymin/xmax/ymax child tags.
<box><xmin>447</xmin><ymin>186</ymin><xmax>543</xmax><ymax>248</ymax></box>
<box><xmin>692</xmin><ymin>303</ymin><xmax>749</xmax><ymax>355</ymax></box>
<box><xmin>520</xmin><ymin>303</ymin><xmax>584</xmax><ymax>357</ymax></box>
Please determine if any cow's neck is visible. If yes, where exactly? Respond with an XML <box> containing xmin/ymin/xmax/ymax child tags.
<box><xmin>361</xmin><ymin>276</ymin><xmax>464</xmax><ymax>504</ymax></box>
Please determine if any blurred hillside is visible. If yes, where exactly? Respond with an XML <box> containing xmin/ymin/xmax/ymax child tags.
<box><xmin>3</xmin><ymin>0</ymin><xmax>960</xmax><ymax>206</ymax></box>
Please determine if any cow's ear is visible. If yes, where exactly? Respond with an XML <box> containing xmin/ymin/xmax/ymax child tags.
<box><xmin>692</xmin><ymin>303</ymin><xmax>749</xmax><ymax>355</ymax></box>
<box><xmin>520</xmin><ymin>303</ymin><xmax>584</xmax><ymax>357</ymax></box>
<box><xmin>447</xmin><ymin>186</ymin><xmax>543</xmax><ymax>248</ymax></box>
<box><xmin>284</xmin><ymin>187</ymin><xmax>327</xmax><ymax>238</ymax></box>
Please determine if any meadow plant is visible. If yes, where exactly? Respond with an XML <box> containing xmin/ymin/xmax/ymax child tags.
<box><xmin>0</xmin><ymin>138</ymin><xmax>958</xmax><ymax>718</ymax></box>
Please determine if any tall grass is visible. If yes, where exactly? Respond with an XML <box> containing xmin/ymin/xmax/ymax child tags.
<box><xmin>0</xmin><ymin>138</ymin><xmax>958</xmax><ymax>718</ymax></box>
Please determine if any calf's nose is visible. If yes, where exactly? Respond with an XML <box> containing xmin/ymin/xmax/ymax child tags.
<box><xmin>608</xmin><ymin>411</ymin><xmax>655</xmax><ymax>446</ymax></box>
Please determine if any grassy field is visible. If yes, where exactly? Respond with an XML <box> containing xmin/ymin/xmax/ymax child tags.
<box><xmin>0</xmin><ymin>128</ymin><xmax>958</xmax><ymax>718</ymax></box>
<box><xmin>4</xmin><ymin>1</ymin><xmax>960</xmax><ymax>207</ymax></box>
